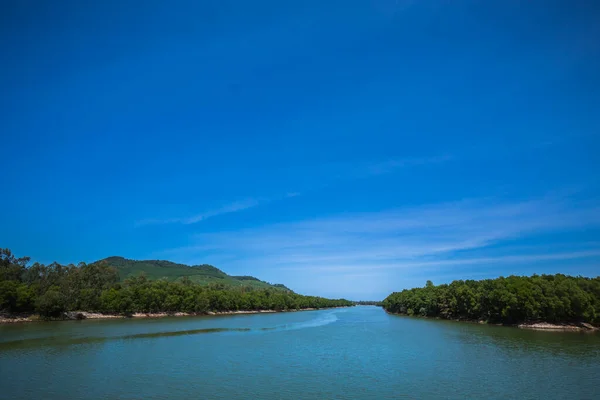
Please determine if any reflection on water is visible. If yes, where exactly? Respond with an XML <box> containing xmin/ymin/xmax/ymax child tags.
<box><xmin>402</xmin><ymin>315</ymin><xmax>600</xmax><ymax>359</ymax></box>
<box><xmin>1</xmin><ymin>307</ymin><xmax>598</xmax><ymax>400</ymax></box>
<box><xmin>0</xmin><ymin>311</ymin><xmax>342</xmax><ymax>350</ymax></box>
<box><xmin>0</xmin><ymin>327</ymin><xmax>250</xmax><ymax>350</ymax></box>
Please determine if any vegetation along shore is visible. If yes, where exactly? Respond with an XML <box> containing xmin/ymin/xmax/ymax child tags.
<box><xmin>0</xmin><ymin>308</ymin><xmax>347</xmax><ymax>324</ymax></box>
<box><xmin>382</xmin><ymin>275</ymin><xmax>600</xmax><ymax>331</ymax></box>
<box><xmin>0</xmin><ymin>248</ymin><xmax>352</xmax><ymax>323</ymax></box>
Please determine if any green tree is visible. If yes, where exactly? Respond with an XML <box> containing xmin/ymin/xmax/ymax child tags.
<box><xmin>36</xmin><ymin>287</ymin><xmax>67</xmax><ymax>317</ymax></box>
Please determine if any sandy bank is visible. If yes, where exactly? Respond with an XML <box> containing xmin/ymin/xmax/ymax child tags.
<box><xmin>517</xmin><ymin>322</ymin><xmax>598</xmax><ymax>332</ymax></box>
<box><xmin>0</xmin><ymin>314</ymin><xmax>35</xmax><ymax>324</ymax></box>
<box><xmin>0</xmin><ymin>307</ymin><xmax>344</xmax><ymax>324</ymax></box>
<box><xmin>384</xmin><ymin>311</ymin><xmax>598</xmax><ymax>332</ymax></box>
<box><xmin>206</xmin><ymin>308</ymin><xmax>319</xmax><ymax>315</ymax></box>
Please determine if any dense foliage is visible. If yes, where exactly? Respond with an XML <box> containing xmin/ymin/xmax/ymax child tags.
<box><xmin>382</xmin><ymin>275</ymin><xmax>600</xmax><ymax>325</ymax></box>
<box><xmin>0</xmin><ymin>249</ymin><xmax>351</xmax><ymax>318</ymax></box>
<box><xmin>353</xmin><ymin>301</ymin><xmax>383</xmax><ymax>306</ymax></box>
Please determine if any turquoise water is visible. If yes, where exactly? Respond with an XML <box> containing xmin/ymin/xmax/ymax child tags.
<box><xmin>1</xmin><ymin>306</ymin><xmax>599</xmax><ymax>399</ymax></box>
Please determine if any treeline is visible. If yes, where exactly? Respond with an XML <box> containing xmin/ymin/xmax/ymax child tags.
<box><xmin>382</xmin><ymin>274</ymin><xmax>600</xmax><ymax>325</ymax></box>
<box><xmin>0</xmin><ymin>249</ymin><xmax>352</xmax><ymax>318</ymax></box>
<box><xmin>354</xmin><ymin>301</ymin><xmax>383</xmax><ymax>306</ymax></box>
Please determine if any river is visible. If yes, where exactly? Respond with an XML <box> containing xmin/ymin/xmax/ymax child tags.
<box><xmin>0</xmin><ymin>306</ymin><xmax>598</xmax><ymax>399</ymax></box>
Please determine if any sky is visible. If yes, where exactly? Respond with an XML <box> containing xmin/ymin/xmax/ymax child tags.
<box><xmin>1</xmin><ymin>0</ymin><xmax>599</xmax><ymax>300</ymax></box>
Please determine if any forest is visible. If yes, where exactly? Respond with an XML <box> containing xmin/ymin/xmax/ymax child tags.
<box><xmin>353</xmin><ymin>301</ymin><xmax>383</xmax><ymax>306</ymax></box>
<box><xmin>382</xmin><ymin>274</ymin><xmax>600</xmax><ymax>325</ymax></box>
<box><xmin>0</xmin><ymin>249</ymin><xmax>352</xmax><ymax>318</ymax></box>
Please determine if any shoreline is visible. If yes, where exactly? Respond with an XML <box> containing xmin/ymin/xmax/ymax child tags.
<box><xmin>0</xmin><ymin>307</ymin><xmax>348</xmax><ymax>324</ymax></box>
<box><xmin>517</xmin><ymin>321</ymin><xmax>597</xmax><ymax>331</ymax></box>
<box><xmin>384</xmin><ymin>311</ymin><xmax>598</xmax><ymax>332</ymax></box>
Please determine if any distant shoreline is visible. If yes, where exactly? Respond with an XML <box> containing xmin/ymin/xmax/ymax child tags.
<box><xmin>0</xmin><ymin>307</ymin><xmax>350</xmax><ymax>324</ymax></box>
<box><xmin>385</xmin><ymin>312</ymin><xmax>598</xmax><ymax>332</ymax></box>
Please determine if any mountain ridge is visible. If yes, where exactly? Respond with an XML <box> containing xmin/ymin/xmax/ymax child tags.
<box><xmin>93</xmin><ymin>256</ymin><xmax>292</xmax><ymax>292</ymax></box>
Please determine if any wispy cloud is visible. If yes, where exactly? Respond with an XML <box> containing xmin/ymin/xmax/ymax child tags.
<box><xmin>361</xmin><ymin>155</ymin><xmax>453</xmax><ymax>177</ymax></box>
<box><xmin>136</xmin><ymin>154</ymin><xmax>450</xmax><ymax>227</ymax></box>
<box><xmin>184</xmin><ymin>199</ymin><xmax>263</xmax><ymax>224</ymax></box>
<box><xmin>156</xmin><ymin>194</ymin><xmax>600</xmax><ymax>293</ymax></box>
<box><xmin>314</xmin><ymin>155</ymin><xmax>453</xmax><ymax>182</ymax></box>
<box><xmin>278</xmin><ymin>250</ymin><xmax>600</xmax><ymax>272</ymax></box>
<box><xmin>136</xmin><ymin>198</ymin><xmax>263</xmax><ymax>226</ymax></box>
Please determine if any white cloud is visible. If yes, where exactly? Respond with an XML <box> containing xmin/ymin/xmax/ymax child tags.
<box><xmin>278</xmin><ymin>250</ymin><xmax>600</xmax><ymax>272</ymax></box>
<box><xmin>162</xmin><ymin>195</ymin><xmax>600</xmax><ymax>271</ymax></box>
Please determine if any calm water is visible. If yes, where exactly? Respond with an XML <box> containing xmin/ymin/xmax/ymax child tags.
<box><xmin>1</xmin><ymin>306</ymin><xmax>599</xmax><ymax>399</ymax></box>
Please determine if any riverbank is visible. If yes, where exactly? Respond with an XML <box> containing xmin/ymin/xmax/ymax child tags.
<box><xmin>384</xmin><ymin>311</ymin><xmax>598</xmax><ymax>332</ymax></box>
<box><xmin>517</xmin><ymin>321</ymin><xmax>598</xmax><ymax>331</ymax></box>
<box><xmin>0</xmin><ymin>307</ymin><xmax>347</xmax><ymax>324</ymax></box>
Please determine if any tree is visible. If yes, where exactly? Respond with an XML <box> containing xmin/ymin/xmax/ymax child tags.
<box><xmin>0</xmin><ymin>249</ymin><xmax>354</xmax><ymax>317</ymax></box>
<box><xmin>0</xmin><ymin>248</ymin><xmax>29</xmax><ymax>282</ymax></box>
<box><xmin>36</xmin><ymin>287</ymin><xmax>67</xmax><ymax>317</ymax></box>
<box><xmin>383</xmin><ymin>275</ymin><xmax>600</xmax><ymax>326</ymax></box>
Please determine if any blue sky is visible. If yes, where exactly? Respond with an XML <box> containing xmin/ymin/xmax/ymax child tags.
<box><xmin>1</xmin><ymin>1</ymin><xmax>599</xmax><ymax>300</ymax></box>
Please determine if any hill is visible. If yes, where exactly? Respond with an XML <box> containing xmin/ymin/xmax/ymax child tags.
<box><xmin>1</xmin><ymin>248</ymin><xmax>352</xmax><ymax>319</ymax></box>
<box><xmin>95</xmin><ymin>256</ymin><xmax>292</xmax><ymax>291</ymax></box>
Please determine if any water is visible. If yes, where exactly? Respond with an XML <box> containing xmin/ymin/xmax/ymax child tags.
<box><xmin>1</xmin><ymin>306</ymin><xmax>598</xmax><ymax>399</ymax></box>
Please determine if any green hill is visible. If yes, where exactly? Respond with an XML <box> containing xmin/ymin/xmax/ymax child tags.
<box><xmin>95</xmin><ymin>256</ymin><xmax>292</xmax><ymax>291</ymax></box>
